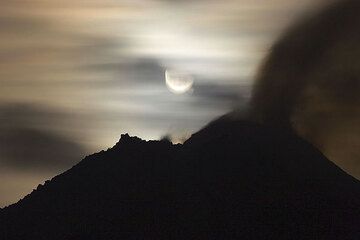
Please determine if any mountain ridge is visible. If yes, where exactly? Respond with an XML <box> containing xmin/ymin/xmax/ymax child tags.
<box><xmin>1</xmin><ymin>118</ymin><xmax>359</xmax><ymax>239</ymax></box>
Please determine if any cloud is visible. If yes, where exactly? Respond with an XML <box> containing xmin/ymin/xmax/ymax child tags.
<box><xmin>193</xmin><ymin>82</ymin><xmax>248</xmax><ymax>104</ymax></box>
<box><xmin>0</xmin><ymin>103</ymin><xmax>90</xmax><ymax>207</ymax></box>
<box><xmin>0</xmin><ymin>0</ymin><xmax>329</xmax><ymax>206</ymax></box>
<box><xmin>250</xmin><ymin>0</ymin><xmax>360</xmax><ymax>125</ymax></box>
<box><xmin>85</xmin><ymin>59</ymin><xmax>166</xmax><ymax>87</ymax></box>
<box><xmin>0</xmin><ymin>103</ymin><xmax>88</xmax><ymax>172</ymax></box>
<box><xmin>0</xmin><ymin>128</ymin><xmax>86</xmax><ymax>171</ymax></box>
<box><xmin>249</xmin><ymin>0</ymin><xmax>360</xmax><ymax>178</ymax></box>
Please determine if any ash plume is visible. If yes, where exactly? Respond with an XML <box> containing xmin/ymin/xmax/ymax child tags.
<box><xmin>249</xmin><ymin>0</ymin><xmax>360</xmax><ymax>178</ymax></box>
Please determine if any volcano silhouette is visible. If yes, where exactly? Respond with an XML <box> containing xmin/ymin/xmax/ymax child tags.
<box><xmin>1</xmin><ymin>117</ymin><xmax>359</xmax><ymax>239</ymax></box>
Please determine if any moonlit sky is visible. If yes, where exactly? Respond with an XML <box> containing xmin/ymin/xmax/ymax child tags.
<box><xmin>0</xmin><ymin>0</ymin><xmax>329</xmax><ymax>207</ymax></box>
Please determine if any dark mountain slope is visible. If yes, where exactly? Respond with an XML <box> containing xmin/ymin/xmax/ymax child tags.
<box><xmin>1</xmin><ymin>118</ymin><xmax>359</xmax><ymax>239</ymax></box>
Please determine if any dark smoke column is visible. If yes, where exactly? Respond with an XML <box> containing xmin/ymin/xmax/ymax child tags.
<box><xmin>249</xmin><ymin>0</ymin><xmax>360</xmax><ymax>178</ymax></box>
<box><xmin>250</xmin><ymin>0</ymin><xmax>360</xmax><ymax>128</ymax></box>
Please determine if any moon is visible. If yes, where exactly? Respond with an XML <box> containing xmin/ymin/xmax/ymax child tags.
<box><xmin>165</xmin><ymin>69</ymin><xmax>194</xmax><ymax>94</ymax></box>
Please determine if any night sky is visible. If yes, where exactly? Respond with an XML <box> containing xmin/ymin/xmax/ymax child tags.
<box><xmin>2</xmin><ymin>0</ymin><xmax>357</xmax><ymax>207</ymax></box>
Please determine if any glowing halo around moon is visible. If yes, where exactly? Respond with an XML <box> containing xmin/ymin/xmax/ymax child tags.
<box><xmin>165</xmin><ymin>69</ymin><xmax>194</xmax><ymax>94</ymax></box>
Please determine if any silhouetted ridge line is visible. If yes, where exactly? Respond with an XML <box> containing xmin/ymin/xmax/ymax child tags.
<box><xmin>0</xmin><ymin>118</ymin><xmax>359</xmax><ymax>239</ymax></box>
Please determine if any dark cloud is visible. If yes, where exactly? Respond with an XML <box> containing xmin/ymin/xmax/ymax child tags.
<box><xmin>0</xmin><ymin>16</ymin><xmax>46</xmax><ymax>33</ymax></box>
<box><xmin>193</xmin><ymin>82</ymin><xmax>247</xmax><ymax>103</ymax></box>
<box><xmin>0</xmin><ymin>103</ymin><xmax>88</xmax><ymax>173</ymax></box>
<box><xmin>76</xmin><ymin>58</ymin><xmax>166</xmax><ymax>88</ymax></box>
<box><xmin>249</xmin><ymin>0</ymin><xmax>360</xmax><ymax>178</ymax></box>
<box><xmin>0</xmin><ymin>104</ymin><xmax>67</xmax><ymax>128</ymax></box>
<box><xmin>0</xmin><ymin>128</ymin><xmax>86</xmax><ymax>172</ymax></box>
<box><xmin>250</xmin><ymin>0</ymin><xmax>360</xmax><ymax>126</ymax></box>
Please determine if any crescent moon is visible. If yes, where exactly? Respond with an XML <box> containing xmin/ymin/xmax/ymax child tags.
<box><xmin>165</xmin><ymin>69</ymin><xmax>194</xmax><ymax>94</ymax></box>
